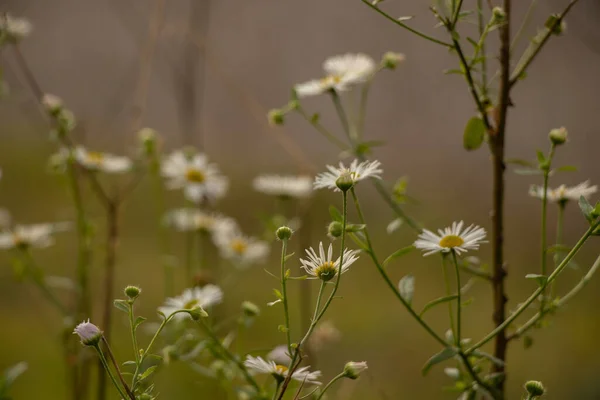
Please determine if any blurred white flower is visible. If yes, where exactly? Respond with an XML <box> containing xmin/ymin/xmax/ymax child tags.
<box><xmin>267</xmin><ymin>345</ymin><xmax>292</xmax><ymax>365</ymax></box>
<box><xmin>0</xmin><ymin>14</ymin><xmax>32</xmax><ymax>41</ymax></box>
<box><xmin>314</xmin><ymin>160</ymin><xmax>382</xmax><ymax>191</ymax></box>
<box><xmin>414</xmin><ymin>221</ymin><xmax>487</xmax><ymax>256</ymax></box>
<box><xmin>309</xmin><ymin>320</ymin><xmax>341</xmax><ymax>351</ymax></box>
<box><xmin>165</xmin><ymin>208</ymin><xmax>238</xmax><ymax>239</ymax></box>
<box><xmin>214</xmin><ymin>232</ymin><xmax>269</xmax><ymax>267</ymax></box>
<box><xmin>295</xmin><ymin>53</ymin><xmax>376</xmax><ymax>98</ymax></box>
<box><xmin>253</xmin><ymin>174</ymin><xmax>312</xmax><ymax>199</ymax></box>
<box><xmin>162</xmin><ymin>151</ymin><xmax>228</xmax><ymax>204</ymax></box>
<box><xmin>74</xmin><ymin>147</ymin><xmax>132</xmax><ymax>173</ymax></box>
<box><xmin>158</xmin><ymin>285</ymin><xmax>223</xmax><ymax>321</ymax></box>
<box><xmin>244</xmin><ymin>355</ymin><xmax>321</xmax><ymax>384</ymax></box>
<box><xmin>73</xmin><ymin>320</ymin><xmax>103</xmax><ymax>346</ymax></box>
<box><xmin>41</xmin><ymin>94</ymin><xmax>63</xmax><ymax>114</ymax></box>
<box><xmin>300</xmin><ymin>242</ymin><xmax>359</xmax><ymax>281</ymax></box>
<box><xmin>0</xmin><ymin>222</ymin><xmax>69</xmax><ymax>250</ymax></box>
<box><xmin>529</xmin><ymin>181</ymin><xmax>597</xmax><ymax>203</ymax></box>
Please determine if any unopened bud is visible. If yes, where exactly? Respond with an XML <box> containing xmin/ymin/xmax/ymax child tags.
<box><xmin>276</xmin><ymin>226</ymin><xmax>293</xmax><ymax>241</ymax></box>
<box><xmin>188</xmin><ymin>306</ymin><xmax>208</xmax><ymax>320</ymax></box>
<box><xmin>492</xmin><ymin>7</ymin><xmax>506</xmax><ymax>23</ymax></box>
<box><xmin>241</xmin><ymin>301</ymin><xmax>260</xmax><ymax>317</ymax></box>
<box><xmin>335</xmin><ymin>172</ymin><xmax>354</xmax><ymax>192</ymax></box>
<box><xmin>524</xmin><ymin>381</ymin><xmax>545</xmax><ymax>397</ymax></box>
<box><xmin>41</xmin><ymin>94</ymin><xmax>63</xmax><ymax>116</ymax></box>
<box><xmin>382</xmin><ymin>52</ymin><xmax>405</xmax><ymax>70</ymax></box>
<box><xmin>327</xmin><ymin>221</ymin><xmax>343</xmax><ymax>239</ymax></box>
<box><xmin>549</xmin><ymin>127</ymin><xmax>568</xmax><ymax>145</ymax></box>
<box><xmin>268</xmin><ymin>109</ymin><xmax>285</xmax><ymax>126</ymax></box>
<box><xmin>138</xmin><ymin>128</ymin><xmax>157</xmax><ymax>155</ymax></box>
<box><xmin>124</xmin><ymin>285</ymin><xmax>141</xmax><ymax>300</ymax></box>
<box><xmin>343</xmin><ymin>361</ymin><xmax>368</xmax><ymax>380</ymax></box>
<box><xmin>73</xmin><ymin>320</ymin><xmax>102</xmax><ymax>346</ymax></box>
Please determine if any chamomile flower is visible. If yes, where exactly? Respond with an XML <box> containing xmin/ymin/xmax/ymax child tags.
<box><xmin>214</xmin><ymin>232</ymin><xmax>269</xmax><ymax>267</ymax></box>
<box><xmin>529</xmin><ymin>181</ymin><xmax>598</xmax><ymax>203</ymax></box>
<box><xmin>0</xmin><ymin>14</ymin><xmax>32</xmax><ymax>42</ymax></box>
<box><xmin>300</xmin><ymin>242</ymin><xmax>359</xmax><ymax>281</ymax></box>
<box><xmin>253</xmin><ymin>174</ymin><xmax>312</xmax><ymax>199</ymax></box>
<box><xmin>158</xmin><ymin>285</ymin><xmax>223</xmax><ymax>321</ymax></box>
<box><xmin>414</xmin><ymin>221</ymin><xmax>487</xmax><ymax>256</ymax></box>
<box><xmin>74</xmin><ymin>147</ymin><xmax>132</xmax><ymax>174</ymax></box>
<box><xmin>0</xmin><ymin>222</ymin><xmax>69</xmax><ymax>250</ymax></box>
<box><xmin>244</xmin><ymin>356</ymin><xmax>321</xmax><ymax>385</ymax></box>
<box><xmin>295</xmin><ymin>53</ymin><xmax>376</xmax><ymax>98</ymax></box>
<box><xmin>162</xmin><ymin>151</ymin><xmax>228</xmax><ymax>204</ymax></box>
<box><xmin>314</xmin><ymin>160</ymin><xmax>382</xmax><ymax>191</ymax></box>
<box><xmin>165</xmin><ymin>208</ymin><xmax>238</xmax><ymax>237</ymax></box>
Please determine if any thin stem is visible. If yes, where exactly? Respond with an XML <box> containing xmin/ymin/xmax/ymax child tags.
<box><xmin>280</xmin><ymin>238</ymin><xmax>292</xmax><ymax>353</ymax></box>
<box><xmin>330</xmin><ymin>91</ymin><xmax>352</xmax><ymax>141</ymax></box>
<box><xmin>451</xmin><ymin>0</ymin><xmax>464</xmax><ymax>29</ymax></box>
<box><xmin>510</xmin><ymin>0</ymin><xmax>538</xmax><ymax>51</ymax></box>
<box><xmin>458</xmin><ymin>352</ymin><xmax>499</xmax><ymax>399</ymax></box>
<box><xmin>350</xmin><ymin>189</ymin><xmax>447</xmax><ymax>347</ymax></box>
<box><xmin>370</xmin><ymin>178</ymin><xmax>422</xmax><ymax>232</ymax></box>
<box><xmin>272</xmin><ymin>382</ymin><xmax>282</xmax><ymax>400</ymax></box>
<box><xmin>315</xmin><ymin>373</ymin><xmax>345</xmax><ymax>400</ymax></box>
<box><xmin>477</xmin><ymin>0</ymin><xmax>489</xmax><ymax>98</ymax></box>
<box><xmin>467</xmin><ymin>221</ymin><xmax>598</xmax><ymax>354</ymax></box>
<box><xmin>451</xmin><ymin>251</ymin><xmax>462</xmax><ymax>347</ymax></box>
<box><xmin>441</xmin><ymin>256</ymin><xmax>456</xmax><ymax>341</ymax></box>
<box><xmin>93</xmin><ymin>345</ymin><xmax>130</xmax><ymax>400</ymax></box>
<box><xmin>361</xmin><ymin>0</ymin><xmax>453</xmax><ymax>48</ymax></box>
<box><xmin>551</xmin><ymin>202</ymin><xmax>566</xmax><ymax>298</ymax></box>
<box><xmin>21</xmin><ymin>250</ymin><xmax>69</xmax><ymax>316</ymax></box>
<box><xmin>101</xmin><ymin>337</ymin><xmax>135</xmax><ymax>400</ymax></box>
<box><xmin>128</xmin><ymin>303</ymin><xmax>140</xmax><ymax>363</ymax></box>
<box><xmin>295</xmin><ymin>105</ymin><xmax>348</xmax><ymax>149</ymax></box>
<box><xmin>539</xmin><ymin>145</ymin><xmax>556</xmax><ymax>313</ymax></box>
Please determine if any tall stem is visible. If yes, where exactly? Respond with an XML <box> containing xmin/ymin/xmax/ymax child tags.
<box><xmin>315</xmin><ymin>373</ymin><xmax>345</xmax><ymax>400</ymax></box>
<box><xmin>93</xmin><ymin>345</ymin><xmax>129</xmax><ymax>400</ymax></box>
<box><xmin>539</xmin><ymin>145</ymin><xmax>555</xmax><ymax>313</ymax></box>
<box><xmin>101</xmin><ymin>337</ymin><xmax>135</xmax><ymax>400</ymax></box>
<box><xmin>441</xmin><ymin>256</ymin><xmax>456</xmax><ymax>341</ymax></box>
<box><xmin>551</xmin><ymin>202</ymin><xmax>566</xmax><ymax>298</ymax></box>
<box><xmin>451</xmin><ymin>251</ymin><xmax>462</xmax><ymax>346</ymax></box>
<box><xmin>280</xmin><ymin>238</ymin><xmax>292</xmax><ymax>353</ymax></box>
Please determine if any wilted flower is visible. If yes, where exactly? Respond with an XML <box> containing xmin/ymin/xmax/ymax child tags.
<box><xmin>159</xmin><ymin>285</ymin><xmax>223</xmax><ymax>321</ymax></box>
<box><xmin>162</xmin><ymin>151</ymin><xmax>228</xmax><ymax>204</ymax></box>
<box><xmin>314</xmin><ymin>160</ymin><xmax>382</xmax><ymax>191</ymax></box>
<box><xmin>244</xmin><ymin>356</ymin><xmax>321</xmax><ymax>384</ymax></box>
<box><xmin>73</xmin><ymin>320</ymin><xmax>102</xmax><ymax>346</ymax></box>
<box><xmin>529</xmin><ymin>181</ymin><xmax>597</xmax><ymax>203</ymax></box>
<box><xmin>300</xmin><ymin>242</ymin><xmax>359</xmax><ymax>281</ymax></box>
<box><xmin>73</xmin><ymin>147</ymin><xmax>132</xmax><ymax>174</ymax></box>
<box><xmin>253</xmin><ymin>174</ymin><xmax>312</xmax><ymax>199</ymax></box>
<box><xmin>214</xmin><ymin>232</ymin><xmax>269</xmax><ymax>267</ymax></box>
<box><xmin>0</xmin><ymin>222</ymin><xmax>69</xmax><ymax>250</ymax></box>
<box><xmin>414</xmin><ymin>221</ymin><xmax>487</xmax><ymax>256</ymax></box>
<box><xmin>295</xmin><ymin>53</ymin><xmax>376</xmax><ymax>97</ymax></box>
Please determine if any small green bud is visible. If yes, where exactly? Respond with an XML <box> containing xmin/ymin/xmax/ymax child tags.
<box><xmin>268</xmin><ymin>109</ymin><xmax>285</xmax><ymax>126</ymax></box>
<box><xmin>275</xmin><ymin>226</ymin><xmax>293</xmax><ymax>241</ymax></box>
<box><xmin>381</xmin><ymin>52</ymin><xmax>405</xmax><ymax>70</ymax></box>
<box><xmin>327</xmin><ymin>221</ymin><xmax>343</xmax><ymax>239</ymax></box>
<box><xmin>124</xmin><ymin>285</ymin><xmax>141</xmax><ymax>300</ymax></box>
<box><xmin>335</xmin><ymin>172</ymin><xmax>354</xmax><ymax>192</ymax></box>
<box><xmin>188</xmin><ymin>306</ymin><xmax>208</xmax><ymax>320</ymax></box>
<box><xmin>492</xmin><ymin>7</ymin><xmax>506</xmax><ymax>23</ymax></box>
<box><xmin>343</xmin><ymin>361</ymin><xmax>368</xmax><ymax>380</ymax></box>
<box><xmin>549</xmin><ymin>127</ymin><xmax>568</xmax><ymax>145</ymax></box>
<box><xmin>241</xmin><ymin>301</ymin><xmax>260</xmax><ymax>317</ymax></box>
<box><xmin>138</xmin><ymin>128</ymin><xmax>158</xmax><ymax>155</ymax></box>
<box><xmin>545</xmin><ymin>14</ymin><xmax>566</xmax><ymax>35</ymax></box>
<box><xmin>525</xmin><ymin>381</ymin><xmax>545</xmax><ymax>397</ymax></box>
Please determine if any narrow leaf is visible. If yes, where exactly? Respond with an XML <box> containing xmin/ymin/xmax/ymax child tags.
<box><xmin>138</xmin><ymin>365</ymin><xmax>158</xmax><ymax>381</ymax></box>
<box><xmin>383</xmin><ymin>246</ymin><xmax>415</xmax><ymax>267</ymax></box>
<box><xmin>579</xmin><ymin>195</ymin><xmax>595</xmax><ymax>223</ymax></box>
<box><xmin>398</xmin><ymin>275</ymin><xmax>415</xmax><ymax>305</ymax></box>
<box><xmin>525</xmin><ymin>274</ymin><xmax>547</xmax><ymax>287</ymax></box>
<box><xmin>329</xmin><ymin>205</ymin><xmax>342</xmax><ymax>222</ymax></box>
<box><xmin>420</xmin><ymin>295</ymin><xmax>459</xmax><ymax>317</ymax></box>
<box><xmin>422</xmin><ymin>347</ymin><xmax>457</xmax><ymax>376</ymax></box>
<box><xmin>114</xmin><ymin>299</ymin><xmax>130</xmax><ymax>313</ymax></box>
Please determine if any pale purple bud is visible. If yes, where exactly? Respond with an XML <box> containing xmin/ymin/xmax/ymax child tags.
<box><xmin>73</xmin><ymin>320</ymin><xmax>102</xmax><ymax>346</ymax></box>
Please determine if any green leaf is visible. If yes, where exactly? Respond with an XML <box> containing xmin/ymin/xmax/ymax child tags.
<box><xmin>134</xmin><ymin>316</ymin><xmax>147</xmax><ymax>331</ymax></box>
<box><xmin>579</xmin><ymin>195</ymin><xmax>595</xmax><ymax>223</ymax></box>
<box><xmin>398</xmin><ymin>275</ymin><xmax>415</xmax><ymax>305</ymax></box>
<box><xmin>277</xmin><ymin>325</ymin><xmax>289</xmax><ymax>333</ymax></box>
<box><xmin>471</xmin><ymin>350</ymin><xmax>505</xmax><ymax>367</ymax></box>
<box><xmin>273</xmin><ymin>289</ymin><xmax>283</xmax><ymax>300</ymax></box>
<box><xmin>329</xmin><ymin>205</ymin><xmax>342</xmax><ymax>222</ymax></box>
<box><xmin>463</xmin><ymin>117</ymin><xmax>485</xmax><ymax>151</ymax></box>
<box><xmin>383</xmin><ymin>246</ymin><xmax>415</xmax><ymax>267</ymax></box>
<box><xmin>536</xmin><ymin>150</ymin><xmax>547</xmax><ymax>165</ymax></box>
<box><xmin>138</xmin><ymin>365</ymin><xmax>158</xmax><ymax>381</ymax></box>
<box><xmin>506</xmin><ymin>158</ymin><xmax>534</xmax><ymax>168</ymax></box>
<box><xmin>420</xmin><ymin>295</ymin><xmax>459</xmax><ymax>317</ymax></box>
<box><xmin>555</xmin><ymin>165</ymin><xmax>577</xmax><ymax>173</ymax></box>
<box><xmin>513</xmin><ymin>168</ymin><xmax>543</xmax><ymax>176</ymax></box>
<box><xmin>422</xmin><ymin>347</ymin><xmax>457</xmax><ymax>376</ymax></box>
<box><xmin>114</xmin><ymin>299</ymin><xmax>130</xmax><ymax>313</ymax></box>
<box><xmin>525</xmin><ymin>274</ymin><xmax>547</xmax><ymax>287</ymax></box>
<box><xmin>283</xmin><ymin>252</ymin><xmax>296</xmax><ymax>263</ymax></box>
<box><xmin>346</xmin><ymin>224</ymin><xmax>366</xmax><ymax>233</ymax></box>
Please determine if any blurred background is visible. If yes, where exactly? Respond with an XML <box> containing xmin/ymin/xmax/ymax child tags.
<box><xmin>1</xmin><ymin>0</ymin><xmax>600</xmax><ymax>398</ymax></box>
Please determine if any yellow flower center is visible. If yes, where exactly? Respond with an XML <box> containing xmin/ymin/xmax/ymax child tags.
<box><xmin>439</xmin><ymin>235</ymin><xmax>464</xmax><ymax>248</ymax></box>
<box><xmin>274</xmin><ymin>365</ymin><xmax>288</xmax><ymax>375</ymax></box>
<box><xmin>321</xmin><ymin>75</ymin><xmax>343</xmax><ymax>86</ymax></box>
<box><xmin>186</xmin><ymin>168</ymin><xmax>206</xmax><ymax>183</ymax></box>
<box><xmin>230</xmin><ymin>239</ymin><xmax>248</xmax><ymax>255</ymax></box>
<box><xmin>183</xmin><ymin>299</ymin><xmax>200</xmax><ymax>310</ymax></box>
<box><xmin>315</xmin><ymin>261</ymin><xmax>337</xmax><ymax>281</ymax></box>
<box><xmin>86</xmin><ymin>152</ymin><xmax>104</xmax><ymax>164</ymax></box>
<box><xmin>12</xmin><ymin>234</ymin><xmax>26</xmax><ymax>247</ymax></box>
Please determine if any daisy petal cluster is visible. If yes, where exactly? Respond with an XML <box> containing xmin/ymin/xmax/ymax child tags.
<box><xmin>0</xmin><ymin>14</ymin><xmax>32</xmax><ymax>43</ymax></box>
<box><xmin>529</xmin><ymin>181</ymin><xmax>597</xmax><ymax>203</ymax></box>
<box><xmin>165</xmin><ymin>208</ymin><xmax>238</xmax><ymax>239</ymax></box>
<box><xmin>214</xmin><ymin>232</ymin><xmax>269</xmax><ymax>268</ymax></box>
<box><xmin>414</xmin><ymin>221</ymin><xmax>487</xmax><ymax>256</ymax></box>
<box><xmin>162</xmin><ymin>151</ymin><xmax>228</xmax><ymax>204</ymax></box>
<box><xmin>0</xmin><ymin>222</ymin><xmax>69</xmax><ymax>250</ymax></box>
<box><xmin>253</xmin><ymin>174</ymin><xmax>313</xmax><ymax>199</ymax></box>
<box><xmin>314</xmin><ymin>160</ymin><xmax>382</xmax><ymax>191</ymax></box>
<box><xmin>158</xmin><ymin>285</ymin><xmax>223</xmax><ymax>321</ymax></box>
<box><xmin>244</xmin><ymin>356</ymin><xmax>321</xmax><ymax>385</ymax></box>
<box><xmin>300</xmin><ymin>242</ymin><xmax>359</xmax><ymax>281</ymax></box>
<box><xmin>295</xmin><ymin>53</ymin><xmax>376</xmax><ymax>98</ymax></box>
<box><xmin>74</xmin><ymin>147</ymin><xmax>132</xmax><ymax>174</ymax></box>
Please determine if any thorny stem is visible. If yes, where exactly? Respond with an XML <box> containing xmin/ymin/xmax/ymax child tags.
<box><xmin>101</xmin><ymin>337</ymin><xmax>135</xmax><ymax>400</ymax></box>
<box><xmin>280</xmin><ymin>238</ymin><xmax>293</xmax><ymax>353</ymax></box>
<box><xmin>315</xmin><ymin>372</ymin><xmax>345</xmax><ymax>400</ymax></box>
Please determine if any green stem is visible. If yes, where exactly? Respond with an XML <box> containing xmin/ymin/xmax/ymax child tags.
<box><xmin>101</xmin><ymin>337</ymin><xmax>135</xmax><ymax>400</ymax></box>
<box><xmin>93</xmin><ymin>345</ymin><xmax>130</xmax><ymax>400</ymax></box>
<box><xmin>451</xmin><ymin>0</ymin><xmax>464</xmax><ymax>28</ymax></box>
<box><xmin>295</xmin><ymin>105</ymin><xmax>348</xmax><ymax>149</ymax></box>
<box><xmin>330</xmin><ymin>91</ymin><xmax>352</xmax><ymax>141</ymax></box>
<box><xmin>510</xmin><ymin>0</ymin><xmax>538</xmax><ymax>51</ymax></box>
<box><xmin>551</xmin><ymin>202</ymin><xmax>566</xmax><ymax>298</ymax></box>
<box><xmin>476</xmin><ymin>0</ymin><xmax>488</xmax><ymax>98</ymax></box>
<box><xmin>451</xmin><ymin>251</ymin><xmax>462</xmax><ymax>347</ymax></box>
<box><xmin>349</xmin><ymin>189</ymin><xmax>447</xmax><ymax>347</ymax></box>
<box><xmin>272</xmin><ymin>382</ymin><xmax>282</xmax><ymax>400</ymax></box>
<box><xmin>22</xmin><ymin>250</ymin><xmax>69</xmax><ymax>316</ymax></box>
<box><xmin>441</xmin><ymin>255</ymin><xmax>456</xmax><ymax>341</ymax></box>
<box><xmin>315</xmin><ymin>372</ymin><xmax>345</xmax><ymax>400</ymax></box>
<box><xmin>128</xmin><ymin>303</ymin><xmax>140</xmax><ymax>363</ymax></box>
<box><xmin>539</xmin><ymin>145</ymin><xmax>555</xmax><ymax>313</ymax></box>
<box><xmin>280</xmin><ymin>239</ymin><xmax>292</xmax><ymax>353</ymax></box>
<box><xmin>467</xmin><ymin>221</ymin><xmax>599</xmax><ymax>353</ymax></box>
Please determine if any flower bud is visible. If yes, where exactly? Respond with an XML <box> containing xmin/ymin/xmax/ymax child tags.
<box><xmin>268</xmin><ymin>109</ymin><xmax>285</xmax><ymax>126</ymax></box>
<box><xmin>188</xmin><ymin>306</ymin><xmax>208</xmax><ymax>320</ymax></box>
<box><xmin>524</xmin><ymin>381</ymin><xmax>545</xmax><ymax>397</ymax></box>
<box><xmin>327</xmin><ymin>221</ymin><xmax>343</xmax><ymax>239</ymax></box>
<box><xmin>335</xmin><ymin>172</ymin><xmax>354</xmax><ymax>192</ymax></box>
<box><xmin>343</xmin><ymin>361</ymin><xmax>368</xmax><ymax>380</ymax></box>
<box><xmin>241</xmin><ymin>301</ymin><xmax>261</xmax><ymax>317</ymax></box>
<box><xmin>382</xmin><ymin>52</ymin><xmax>405</xmax><ymax>70</ymax></box>
<box><xmin>549</xmin><ymin>127</ymin><xmax>568</xmax><ymax>145</ymax></box>
<box><xmin>73</xmin><ymin>320</ymin><xmax>102</xmax><ymax>346</ymax></box>
<box><xmin>275</xmin><ymin>226</ymin><xmax>293</xmax><ymax>241</ymax></box>
<box><xmin>492</xmin><ymin>7</ymin><xmax>506</xmax><ymax>23</ymax></box>
<box><xmin>545</xmin><ymin>14</ymin><xmax>566</xmax><ymax>35</ymax></box>
<box><xmin>124</xmin><ymin>285</ymin><xmax>141</xmax><ymax>300</ymax></box>
<box><xmin>41</xmin><ymin>94</ymin><xmax>63</xmax><ymax>116</ymax></box>
<box><xmin>138</xmin><ymin>128</ymin><xmax>157</xmax><ymax>155</ymax></box>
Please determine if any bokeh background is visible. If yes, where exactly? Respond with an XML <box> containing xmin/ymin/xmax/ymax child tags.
<box><xmin>1</xmin><ymin>0</ymin><xmax>600</xmax><ymax>398</ymax></box>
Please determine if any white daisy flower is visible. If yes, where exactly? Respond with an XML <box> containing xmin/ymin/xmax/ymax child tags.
<box><xmin>74</xmin><ymin>147</ymin><xmax>132</xmax><ymax>174</ymax></box>
<box><xmin>0</xmin><ymin>14</ymin><xmax>32</xmax><ymax>41</ymax></box>
<box><xmin>158</xmin><ymin>285</ymin><xmax>223</xmax><ymax>321</ymax></box>
<box><xmin>0</xmin><ymin>222</ymin><xmax>69</xmax><ymax>250</ymax></box>
<box><xmin>214</xmin><ymin>232</ymin><xmax>269</xmax><ymax>267</ymax></box>
<box><xmin>300</xmin><ymin>242</ymin><xmax>359</xmax><ymax>281</ymax></box>
<box><xmin>294</xmin><ymin>53</ymin><xmax>376</xmax><ymax>98</ymax></box>
<box><xmin>414</xmin><ymin>221</ymin><xmax>487</xmax><ymax>256</ymax></box>
<box><xmin>314</xmin><ymin>160</ymin><xmax>382</xmax><ymax>191</ymax></box>
<box><xmin>165</xmin><ymin>208</ymin><xmax>238</xmax><ymax>238</ymax></box>
<box><xmin>244</xmin><ymin>356</ymin><xmax>321</xmax><ymax>385</ymax></box>
<box><xmin>529</xmin><ymin>181</ymin><xmax>597</xmax><ymax>203</ymax></box>
<box><xmin>253</xmin><ymin>174</ymin><xmax>312</xmax><ymax>199</ymax></box>
<box><xmin>162</xmin><ymin>151</ymin><xmax>228</xmax><ymax>204</ymax></box>
<box><xmin>267</xmin><ymin>345</ymin><xmax>292</xmax><ymax>365</ymax></box>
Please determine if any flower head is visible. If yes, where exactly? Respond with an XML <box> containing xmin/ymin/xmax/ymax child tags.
<box><xmin>343</xmin><ymin>361</ymin><xmax>368</xmax><ymax>380</ymax></box>
<box><xmin>253</xmin><ymin>175</ymin><xmax>312</xmax><ymax>199</ymax></box>
<box><xmin>162</xmin><ymin>151</ymin><xmax>228</xmax><ymax>204</ymax></box>
<box><xmin>300</xmin><ymin>242</ymin><xmax>359</xmax><ymax>281</ymax></box>
<box><xmin>529</xmin><ymin>181</ymin><xmax>597</xmax><ymax>203</ymax></box>
<box><xmin>0</xmin><ymin>222</ymin><xmax>69</xmax><ymax>250</ymax></box>
<box><xmin>414</xmin><ymin>221</ymin><xmax>487</xmax><ymax>256</ymax></box>
<box><xmin>0</xmin><ymin>14</ymin><xmax>32</xmax><ymax>42</ymax></box>
<box><xmin>214</xmin><ymin>232</ymin><xmax>269</xmax><ymax>267</ymax></box>
<box><xmin>294</xmin><ymin>53</ymin><xmax>376</xmax><ymax>98</ymax></box>
<box><xmin>165</xmin><ymin>208</ymin><xmax>238</xmax><ymax>238</ymax></box>
<box><xmin>73</xmin><ymin>320</ymin><xmax>102</xmax><ymax>346</ymax></box>
<box><xmin>158</xmin><ymin>285</ymin><xmax>223</xmax><ymax>321</ymax></box>
<box><xmin>314</xmin><ymin>160</ymin><xmax>382</xmax><ymax>191</ymax></box>
<box><xmin>74</xmin><ymin>147</ymin><xmax>132</xmax><ymax>174</ymax></box>
<box><xmin>244</xmin><ymin>356</ymin><xmax>321</xmax><ymax>385</ymax></box>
